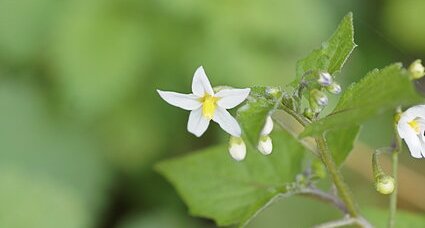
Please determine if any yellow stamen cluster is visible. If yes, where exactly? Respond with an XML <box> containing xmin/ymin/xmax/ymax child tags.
<box><xmin>408</xmin><ymin>120</ymin><xmax>420</xmax><ymax>134</ymax></box>
<box><xmin>201</xmin><ymin>95</ymin><xmax>218</xmax><ymax>119</ymax></box>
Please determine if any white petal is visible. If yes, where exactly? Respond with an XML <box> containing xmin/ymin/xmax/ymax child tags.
<box><xmin>157</xmin><ymin>90</ymin><xmax>201</xmax><ymax>111</ymax></box>
<box><xmin>216</xmin><ymin>88</ymin><xmax>251</xmax><ymax>109</ymax></box>
<box><xmin>400</xmin><ymin>105</ymin><xmax>425</xmax><ymax>123</ymax></box>
<box><xmin>192</xmin><ymin>66</ymin><xmax>214</xmax><ymax>97</ymax></box>
<box><xmin>187</xmin><ymin>108</ymin><xmax>210</xmax><ymax>137</ymax></box>
<box><xmin>212</xmin><ymin>106</ymin><xmax>241</xmax><ymax>136</ymax></box>
<box><xmin>402</xmin><ymin>132</ymin><xmax>423</xmax><ymax>158</ymax></box>
<box><xmin>260</xmin><ymin>116</ymin><xmax>274</xmax><ymax>136</ymax></box>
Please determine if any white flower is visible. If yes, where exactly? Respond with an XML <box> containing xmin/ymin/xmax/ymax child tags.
<box><xmin>397</xmin><ymin>105</ymin><xmax>425</xmax><ymax>158</ymax></box>
<box><xmin>257</xmin><ymin>135</ymin><xmax>272</xmax><ymax>155</ymax></box>
<box><xmin>318</xmin><ymin>72</ymin><xmax>333</xmax><ymax>86</ymax></box>
<box><xmin>157</xmin><ymin>66</ymin><xmax>250</xmax><ymax>137</ymax></box>
<box><xmin>228</xmin><ymin>136</ymin><xmax>246</xmax><ymax>161</ymax></box>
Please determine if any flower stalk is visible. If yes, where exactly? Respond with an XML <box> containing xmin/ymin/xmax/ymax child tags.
<box><xmin>389</xmin><ymin>107</ymin><xmax>402</xmax><ymax>228</ymax></box>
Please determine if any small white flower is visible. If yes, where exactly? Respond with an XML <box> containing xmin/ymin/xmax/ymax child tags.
<box><xmin>318</xmin><ymin>72</ymin><xmax>333</xmax><ymax>86</ymax></box>
<box><xmin>397</xmin><ymin>105</ymin><xmax>425</xmax><ymax>158</ymax></box>
<box><xmin>228</xmin><ymin>136</ymin><xmax>246</xmax><ymax>161</ymax></box>
<box><xmin>157</xmin><ymin>66</ymin><xmax>250</xmax><ymax>137</ymax></box>
<box><xmin>260</xmin><ymin>116</ymin><xmax>274</xmax><ymax>136</ymax></box>
<box><xmin>257</xmin><ymin>135</ymin><xmax>272</xmax><ymax>155</ymax></box>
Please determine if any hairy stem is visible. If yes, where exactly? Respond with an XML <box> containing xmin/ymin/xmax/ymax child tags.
<box><xmin>389</xmin><ymin>107</ymin><xmax>402</xmax><ymax>228</ymax></box>
<box><xmin>315</xmin><ymin>136</ymin><xmax>358</xmax><ymax>217</ymax></box>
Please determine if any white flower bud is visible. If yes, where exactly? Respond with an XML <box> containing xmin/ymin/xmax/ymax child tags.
<box><xmin>260</xmin><ymin>116</ymin><xmax>274</xmax><ymax>136</ymax></box>
<box><xmin>326</xmin><ymin>82</ymin><xmax>341</xmax><ymax>94</ymax></box>
<box><xmin>318</xmin><ymin>72</ymin><xmax>333</xmax><ymax>86</ymax></box>
<box><xmin>228</xmin><ymin>136</ymin><xmax>246</xmax><ymax>161</ymax></box>
<box><xmin>408</xmin><ymin>59</ymin><xmax>425</xmax><ymax>80</ymax></box>
<box><xmin>310</xmin><ymin>89</ymin><xmax>328</xmax><ymax>107</ymax></box>
<box><xmin>375</xmin><ymin>175</ymin><xmax>395</xmax><ymax>195</ymax></box>
<box><xmin>257</xmin><ymin>135</ymin><xmax>272</xmax><ymax>155</ymax></box>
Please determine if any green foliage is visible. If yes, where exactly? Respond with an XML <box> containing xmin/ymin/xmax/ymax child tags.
<box><xmin>237</xmin><ymin>86</ymin><xmax>283</xmax><ymax>147</ymax></box>
<box><xmin>296</xmin><ymin>12</ymin><xmax>355</xmax><ymax>80</ymax></box>
<box><xmin>156</xmin><ymin>130</ymin><xmax>307</xmax><ymax>226</ymax></box>
<box><xmin>0</xmin><ymin>81</ymin><xmax>110</xmax><ymax>227</ymax></box>
<box><xmin>326</xmin><ymin>126</ymin><xmax>360</xmax><ymax>166</ymax></box>
<box><xmin>302</xmin><ymin>63</ymin><xmax>423</xmax><ymax>136</ymax></box>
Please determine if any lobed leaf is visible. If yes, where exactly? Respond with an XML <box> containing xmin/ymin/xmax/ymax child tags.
<box><xmin>156</xmin><ymin>130</ymin><xmax>307</xmax><ymax>227</ymax></box>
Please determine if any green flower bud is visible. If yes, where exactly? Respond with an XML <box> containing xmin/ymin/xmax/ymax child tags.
<box><xmin>309</xmin><ymin>89</ymin><xmax>328</xmax><ymax>113</ymax></box>
<box><xmin>375</xmin><ymin>175</ymin><xmax>395</xmax><ymax>195</ymax></box>
<box><xmin>326</xmin><ymin>82</ymin><xmax>342</xmax><ymax>94</ymax></box>
<box><xmin>408</xmin><ymin>59</ymin><xmax>425</xmax><ymax>80</ymax></box>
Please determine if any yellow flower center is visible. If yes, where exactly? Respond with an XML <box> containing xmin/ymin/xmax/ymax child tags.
<box><xmin>408</xmin><ymin>120</ymin><xmax>421</xmax><ymax>134</ymax></box>
<box><xmin>201</xmin><ymin>94</ymin><xmax>219</xmax><ymax>119</ymax></box>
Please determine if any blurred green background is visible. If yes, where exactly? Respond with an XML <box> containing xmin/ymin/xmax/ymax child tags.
<box><xmin>0</xmin><ymin>0</ymin><xmax>424</xmax><ymax>227</ymax></box>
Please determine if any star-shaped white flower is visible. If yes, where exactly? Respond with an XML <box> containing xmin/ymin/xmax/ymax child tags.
<box><xmin>157</xmin><ymin>66</ymin><xmax>250</xmax><ymax>137</ymax></box>
<box><xmin>397</xmin><ymin>105</ymin><xmax>425</xmax><ymax>158</ymax></box>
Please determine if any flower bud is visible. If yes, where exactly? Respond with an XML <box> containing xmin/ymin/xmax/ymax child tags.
<box><xmin>408</xmin><ymin>59</ymin><xmax>425</xmax><ymax>80</ymax></box>
<box><xmin>318</xmin><ymin>72</ymin><xmax>333</xmax><ymax>86</ymax></box>
<box><xmin>260</xmin><ymin>116</ymin><xmax>274</xmax><ymax>136</ymax></box>
<box><xmin>375</xmin><ymin>175</ymin><xmax>395</xmax><ymax>195</ymax></box>
<box><xmin>310</xmin><ymin>89</ymin><xmax>328</xmax><ymax>107</ymax></box>
<box><xmin>228</xmin><ymin>136</ymin><xmax>246</xmax><ymax>161</ymax></box>
<box><xmin>304</xmin><ymin>108</ymin><xmax>314</xmax><ymax>119</ymax></box>
<box><xmin>257</xmin><ymin>135</ymin><xmax>272</xmax><ymax>155</ymax></box>
<box><xmin>326</xmin><ymin>82</ymin><xmax>342</xmax><ymax>94</ymax></box>
<box><xmin>312</xmin><ymin>159</ymin><xmax>327</xmax><ymax>179</ymax></box>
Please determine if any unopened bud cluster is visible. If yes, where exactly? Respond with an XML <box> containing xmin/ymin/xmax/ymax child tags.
<box><xmin>408</xmin><ymin>59</ymin><xmax>425</xmax><ymax>80</ymax></box>
<box><xmin>306</xmin><ymin>71</ymin><xmax>342</xmax><ymax>116</ymax></box>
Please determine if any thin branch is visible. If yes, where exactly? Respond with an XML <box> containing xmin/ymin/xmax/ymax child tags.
<box><xmin>298</xmin><ymin>186</ymin><xmax>348</xmax><ymax>214</ymax></box>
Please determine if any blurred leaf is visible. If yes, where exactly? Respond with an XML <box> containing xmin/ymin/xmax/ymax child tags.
<box><xmin>326</xmin><ymin>126</ymin><xmax>360</xmax><ymax>166</ymax></box>
<box><xmin>237</xmin><ymin>87</ymin><xmax>283</xmax><ymax>147</ymax></box>
<box><xmin>0</xmin><ymin>166</ymin><xmax>89</xmax><ymax>228</ymax></box>
<box><xmin>118</xmin><ymin>209</ymin><xmax>200</xmax><ymax>228</ymax></box>
<box><xmin>363</xmin><ymin>207</ymin><xmax>425</xmax><ymax>228</ymax></box>
<box><xmin>302</xmin><ymin>63</ymin><xmax>423</xmax><ymax>137</ymax></box>
<box><xmin>0</xmin><ymin>0</ymin><xmax>58</xmax><ymax>62</ymax></box>
<box><xmin>156</xmin><ymin>130</ymin><xmax>307</xmax><ymax>226</ymax></box>
<box><xmin>296</xmin><ymin>12</ymin><xmax>355</xmax><ymax>79</ymax></box>
<box><xmin>51</xmin><ymin>1</ymin><xmax>149</xmax><ymax>116</ymax></box>
<box><xmin>0</xmin><ymin>81</ymin><xmax>111</xmax><ymax>224</ymax></box>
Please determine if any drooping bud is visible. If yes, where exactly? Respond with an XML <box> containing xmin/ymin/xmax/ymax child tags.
<box><xmin>326</xmin><ymin>82</ymin><xmax>342</xmax><ymax>94</ymax></box>
<box><xmin>261</xmin><ymin>116</ymin><xmax>274</xmax><ymax>136</ymax></box>
<box><xmin>375</xmin><ymin>175</ymin><xmax>395</xmax><ymax>195</ymax></box>
<box><xmin>310</xmin><ymin>89</ymin><xmax>328</xmax><ymax>107</ymax></box>
<box><xmin>408</xmin><ymin>59</ymin><xmax>425</xmax><ymax>80</ymax></box>
<box><xmin>318</xmin><ymin>72</ymin><xmax>333</xmax><ymax>86</ymax></box>
<box><xmin>257</xmin><ymin>135</ymin><xmax>272</xmax><ymax>155</ymax></box>
<box><xmin>228</xmin><ymin>136</ymin><xmax>246</xmax><ymax>161</ymax></box>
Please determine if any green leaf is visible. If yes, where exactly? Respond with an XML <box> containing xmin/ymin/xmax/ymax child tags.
<box><xmin>156</xmin><ymin>130</ymin><xmax>307</xmax><ymax>227</ymax></box>
<box><xmin>363</xmin><ymin>207</ymin><xmax>425</xmax><ymax>228</ymax></box>
<box><xmin>296</xmin><ymin>12</ymin><xmax>355</xmax><ymax>79</ymax></box>
<box><xmin>326</xmin><ymin>126</ymin><xmax>360</xmax><ymax>166</ymax></box>
<box><xmin>237</xmin><ymin>86</ymin><xmax>283</xmax><ymax>146</ymax></box>
<box><xmin>302</xmin><ymin>63</ymin><xmax>423</xmax><ymax>137</ymax></box>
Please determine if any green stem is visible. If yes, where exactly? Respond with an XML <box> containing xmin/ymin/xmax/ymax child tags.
<box><xmin>315</xmin><ymin>136</ymin><xmax>359</xmax><ymax>217</ymax></box>
<box><xmin>280</xmin><ymin>103</ymin><xmax>359</xmax><ymax>218</ymax></box>
<box><xmin>389</xmin><ymin>107</ymin><xmax>402</xmax><ymax>228</ymax></box>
